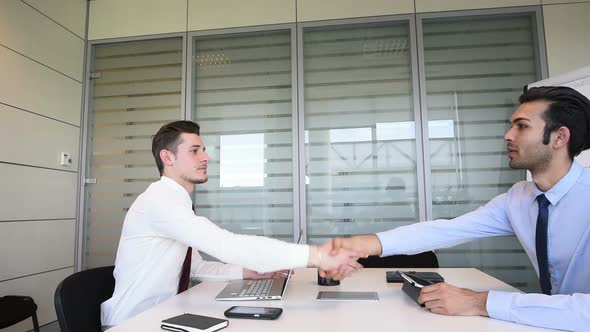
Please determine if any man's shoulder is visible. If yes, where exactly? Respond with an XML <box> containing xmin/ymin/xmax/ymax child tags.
<box><xmin>507</xmin><ymin>180</ymin><xmax>532</xmax><ymax>193</ymax></box>
<box><xmin>576</xmin><ymin>166</ymin><xmax>590</xmax><ymax>188</ymax></box>
<box><xmin>130</xmin><ymin>181</ymin><xmax>171</xmax><ymax>208</ymax></box>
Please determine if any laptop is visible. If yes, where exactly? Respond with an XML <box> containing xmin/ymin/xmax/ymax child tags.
<box><xmin>215</xmin><ymin>234</ymin><xmax>302</xmax><ymax>301</ymax></box>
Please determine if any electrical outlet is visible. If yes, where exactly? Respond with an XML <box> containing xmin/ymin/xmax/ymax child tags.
<box><xmin>60</xmin><ymin>152</ymin><xmax>73</xmax><ymax>166</ymax></box>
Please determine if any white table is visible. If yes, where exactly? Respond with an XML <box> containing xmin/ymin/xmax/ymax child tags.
<box><xmin>109</xmin><ymin>268</ymin><xmax>553</xmax><ymax>331</ymax></box>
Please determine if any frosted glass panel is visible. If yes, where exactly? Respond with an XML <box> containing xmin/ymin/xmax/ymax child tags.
<box><xmin>303</xmin><ymin>21</ymin><xmax>419</xmax><ymax>243</ymax></box>
<box><xmin>85</xmin><ymin>38</ymin><xmax>184</xmax><ymax>268</ymax></box>
<box><xmin>422</xmin><ymin>13</ymin><xmax>541</xmax><ymax>292</ymax></box>
<box><xmin>191</xmin><ymin>30</ymin><xmax>295</xmax><ymax>241</ymax></box>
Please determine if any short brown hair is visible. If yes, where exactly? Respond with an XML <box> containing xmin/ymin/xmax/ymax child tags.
<box><xmin>151</xmin><ymin>121</ymin><xmax>201</xmax><ymax>175</ymax></box>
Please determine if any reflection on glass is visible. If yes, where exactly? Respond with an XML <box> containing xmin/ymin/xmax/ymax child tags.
<box><xmin>428</xmin><ymin>120</ymin><xmax>454</xmax><ymax>139</ymax></box>
<box><xmin>329</xmin><ymin>128</ymin><xmax>372</xmax><ymax>143</ymax></box>
<box><xmin>376</xmin><ymin>121</ymin><xmax>415</xmax><ymax>141</ymax></box>
<box><xmin>220</xmin><ymin>134</ymin><xmax>265</xmax><ymax>188</ymax></box>
<box><xmin>376</xmin><ymin>120</ymin><xmax>454</xmax><ymax>141</ymax></box>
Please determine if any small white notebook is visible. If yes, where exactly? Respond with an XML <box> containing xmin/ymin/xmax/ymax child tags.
<box><xmin>316</xmin><ymin>291</ymin><xmax>379</xmax><ymax>301</ymax></box>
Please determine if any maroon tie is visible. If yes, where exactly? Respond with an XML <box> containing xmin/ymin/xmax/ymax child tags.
<box><xmin>178</xmin><ymin>205</ymin><xmax>195</xmax><ymax>293</ymax></box>
<box><xmin>178</xmin><ymin>247</ymin><xmax>192</xmax><ymax>293</ymax></box>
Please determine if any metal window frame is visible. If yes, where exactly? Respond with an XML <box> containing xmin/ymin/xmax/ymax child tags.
<box><xmin>415</xmin><ymin>5</ymin><xmax>548</xmax><ymax>220</ymax></box>
<box><xmin>78</xmin><ymin>32</ymin><xmax>187</xmax><ymax>269</ymax></box>
<box><xmin>186</xmin><ymin>24</ymin><xmax>302</xmax><ymax>242</ymax></box>
<box><xmin>75</xmin><ymin>0</ymin><xmax>91</xmax><ymax>272</ymax></box>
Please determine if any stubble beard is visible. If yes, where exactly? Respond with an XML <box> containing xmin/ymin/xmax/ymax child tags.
<box><xmin>508</xmin><ymin>145</ymin><xmax>552</xmax><ymax>174</ymax></box>
<box><xmin>181</xmin><ymin>173</ymin><xmax>208</xmax><ymax>185</ymax></box>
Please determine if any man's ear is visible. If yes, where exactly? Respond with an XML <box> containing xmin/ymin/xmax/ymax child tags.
<box><xmin>553</xmin><ymin>126</ymin><xmax>571</xmax><ymax>149</ymax></box>
<box><xmin>159</xmin><ymin>149</ymin><xmax>176</xmax><ymax>168</ymax></box>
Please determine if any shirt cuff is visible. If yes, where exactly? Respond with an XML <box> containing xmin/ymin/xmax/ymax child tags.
<box><xmin>376</xmin><ymin>230</ymin><xmax>397</xmax><ymax>257</ymax></box>
<box><xmin>486</xmin><ymin>291</ymin><xmax>514</xmax><ymax>322</ymax></box>
<box><xmin>227</xmin><ymin>264</ymin><xmax>245</xmax><ymax>280</ymax></box>
<box><xmin>293</xmin><ymin>244</ymin><xmax>310</xmax><ymax>268</ymax></box>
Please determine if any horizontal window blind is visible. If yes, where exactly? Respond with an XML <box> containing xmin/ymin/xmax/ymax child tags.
<box><xmin>191</xmin><ymin>30</ymin><xmax>295</xmax><ymax>241</ymax></box>
<box><xmin>81</xmin><ymin>10</ymin><xmax>545</xmax><ymax>294</ymax></box>
<box><xmin>85</xmin><ymin>38</ymin><xmax>183</xmax><ymax>268</ymax></box>
<box><xmin>422</xmin><ymin>13</ymin><xmax>540</xmax><ymax>291</ymax></box>
<box><xmin>302</xmin><ymin>21</ymin><xmax>420</xmax><ymax>244</ymax></box>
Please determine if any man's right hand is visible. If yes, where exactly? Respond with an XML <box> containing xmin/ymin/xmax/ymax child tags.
<box><xmin>307</xmin><ymin>242</ymin><xmax>365</xmax><ymax>280</ymax></box>
<box><xmin>330</xmin><ymin>234</ymin><xmax>383</xmax><ymax>257</ymax></box>
<box><xmin>318</xmin><ymin>235</ymin><xmax>383</xmax><ymax>279</ymax></box>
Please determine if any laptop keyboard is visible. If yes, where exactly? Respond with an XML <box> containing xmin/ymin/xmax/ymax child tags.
<box><xmin>239</xmin><ymin>279</ymin><xmax>275</xmax><ymax>297</ymax></box>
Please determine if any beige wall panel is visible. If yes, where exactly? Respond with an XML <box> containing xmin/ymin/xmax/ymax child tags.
<box><xmin>23</xmin><ymin>0</ymin><xmax>88</xmax><ymax>38</ymax></box>
<box><xmin>0</xmin><ymin>0</ymin><xmax>84</xmax><ymax>80</ymax></box>
<box><xmin>544</xmin><ymin>3</ymin><xmax>590</xmax><ymax>76</ymax></box>
<box><xmin>89</xmin><ymin>0</ymin><xmax>186</xmax><ymax>40</ymax></box>
<box><xmin>0</xmin><ymin>104</ymin><xmax>80</xmax><ymax>171</ymax></box>
<box><xmin>0</xmin><ymin>268</ymin><xmax>73</xmax><ymax>332</ymax></box>
<box><xmin>0</xmin><ymin>46</ymin><xmax>82</xmax><ymax>126</ymax></box>
<box><xmin>0</xmin><ymin>219</ymin><xmax>75</xmax><ymax>280</ymax></box>
<box><xmin>188</xmin><ymin>0</ymin><xmax>295</xmax><ymax>30</ymax></box>
<box><xmin>0</xmin><ymin>164</ymin><xmax>77</xmax><ymax>221</ymax></box>
<box><xmin>297</xmin><ymin>0</ymin><xmax>413</xmax><ymax>22</ymax></box>
<box><xmin>415</xmin><ymin>0</ymin><xmax>540</xmax><ymax>12</ymax></box>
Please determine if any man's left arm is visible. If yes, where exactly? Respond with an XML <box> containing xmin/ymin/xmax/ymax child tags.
<box><xmin>486</xmin><ymin>290</ymin><xmax>590</xmax><ymax>331</ymax></box>
<box><xmin>419</xmin><ymin>283</ymin><xmax>590</xmax><ymax>331</ymax></box>
<box><xmin>190</xmin><ymin>250</ymin><xmax>290</xmax><ymax>282</ymax></box>
<box><xmin>190</xmin><ymin>250</ymin><xmax>242</xmax><ymax>282</ymax></box>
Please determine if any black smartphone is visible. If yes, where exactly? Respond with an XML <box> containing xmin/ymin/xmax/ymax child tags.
<box><xmin>224</xmin><ymin>306</ymin><xmax>283</xmax><ymax>320</ymax></box>
<box><xmin>386</xmin><ymin>271</ymin><xmax>444</xmax><ymax>283</ymax></box>
<box><xmin>399</xmin><ymin>272</ymin><xmax>435</xmax><ymax>288</ymax></box>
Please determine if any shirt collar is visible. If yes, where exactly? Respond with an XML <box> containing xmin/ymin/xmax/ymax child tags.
<box><xmin>532</xmin><ymin>160</ymin><xmax>584</xmax><ymax>205</ymax></box>
<box><xmin>160</xmin><ymin>176</ymin><xmax>193</xmax><ymax>206</ymax></box>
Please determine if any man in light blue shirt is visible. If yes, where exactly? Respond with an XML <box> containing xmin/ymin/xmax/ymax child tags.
<box><xmin>327</xmin><ymin>86</ymin><xmax>590</xmax><ymax>331</ymax></box>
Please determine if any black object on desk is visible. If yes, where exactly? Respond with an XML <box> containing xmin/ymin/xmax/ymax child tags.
<box><xmin>318</xmin><ymin>270</ymin><xmax>340</xmax><ymax>286</ymax></box>
<box><xmin>386</xmin><ymin>271</ymin><xmax>444</xmax><ymax>283</ymax></box>
<box><xmin>399</xmin><ymin>272</ymin><xmax>435</xmax><ymax>307</ymax></box>
<box><xmin>161</xmin><ymin>313</ymin><xmax>228</xmax><ymax>332</ymax></box>
<box><xmin>224</xmin><ymin>306</ymin><xmax>283</xmax><ymax>320</ymax></box>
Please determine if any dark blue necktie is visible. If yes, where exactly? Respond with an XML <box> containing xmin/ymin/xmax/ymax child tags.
<box><xmin>535</xmin><ymin>194</ymin><xmax>552</xmax><ymax>295</ymax></box>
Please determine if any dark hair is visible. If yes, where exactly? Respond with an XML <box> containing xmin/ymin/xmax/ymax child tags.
<box><xmin>152</xmin><ymin>121</ymin><xmax>201</xmax><ymax>175</ymax></box>
<box><xmin>519</xmin><ymin>86</ymin><xmax>590</xmax><ymax>159</ymax></box>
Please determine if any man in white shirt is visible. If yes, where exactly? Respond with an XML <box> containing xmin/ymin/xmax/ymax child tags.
<box><xmin>101</xmin><ymin>121</ymin><xmax>363</xmax><ymax>326</ymax></box>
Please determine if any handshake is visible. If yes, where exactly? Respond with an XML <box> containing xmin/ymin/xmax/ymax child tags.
<box><xmin>313</xmin><ymin>234</ymin><xmax>383</xmax><ymax>281</ymax></box>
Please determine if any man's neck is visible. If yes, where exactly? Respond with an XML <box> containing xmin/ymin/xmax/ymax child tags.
<box><xmin>531</xmin><ymin>158</ymin><xmax>573</xmax><ymax>192</ymax></box>
<box><xmin>162</xmin><ymin>172</ymin><xmax>195</xmax><ymax>193</ymax></box>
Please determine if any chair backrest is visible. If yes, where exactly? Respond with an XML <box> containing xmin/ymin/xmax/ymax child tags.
<box><xmin>358</xmin><ymin>251</ymin><xmax>439</xmax><ymax>268</ymax></box>
<box><xmin>54</xmin><ymin>266</ymin><xmax>115</xmax><ymax>332</ymax></box>
<box><xmin>0</xmin><ymin>296</ymin><xmax>39</xmax><ymax>331</ymax></box>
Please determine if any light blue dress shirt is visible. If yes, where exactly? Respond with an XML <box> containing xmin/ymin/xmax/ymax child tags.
<box><xmin>377</xmin><ymin>161</ymin><xmax>590</xmax><ymax>331</ymax></box>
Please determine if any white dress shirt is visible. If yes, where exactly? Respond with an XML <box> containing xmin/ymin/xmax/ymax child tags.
<box><xmin>101</xmin><ymin>176</ymin><xmax>309</xmax><ymax>326</ymax></box>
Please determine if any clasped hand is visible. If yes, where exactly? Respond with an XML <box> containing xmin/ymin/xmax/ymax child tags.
<box><xmin>316</xmin><ymin>239</ymin><xmax>366</xmax><ymax>280</ymax></box>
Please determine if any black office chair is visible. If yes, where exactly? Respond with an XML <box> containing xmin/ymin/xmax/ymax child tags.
<box><xmin>358</xmin><ymin>251</ymin><xmax>439</xmax><ymax>268</ymax></box>
<box><xmin>54</xmin><ymin>266</ymin><xmax>115</xmax><ymax>332</ymax></box>
<box><xmin>0</xmin><ymin>295</ymin><xmax>40</xmax><ymax>332</ymax></box>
